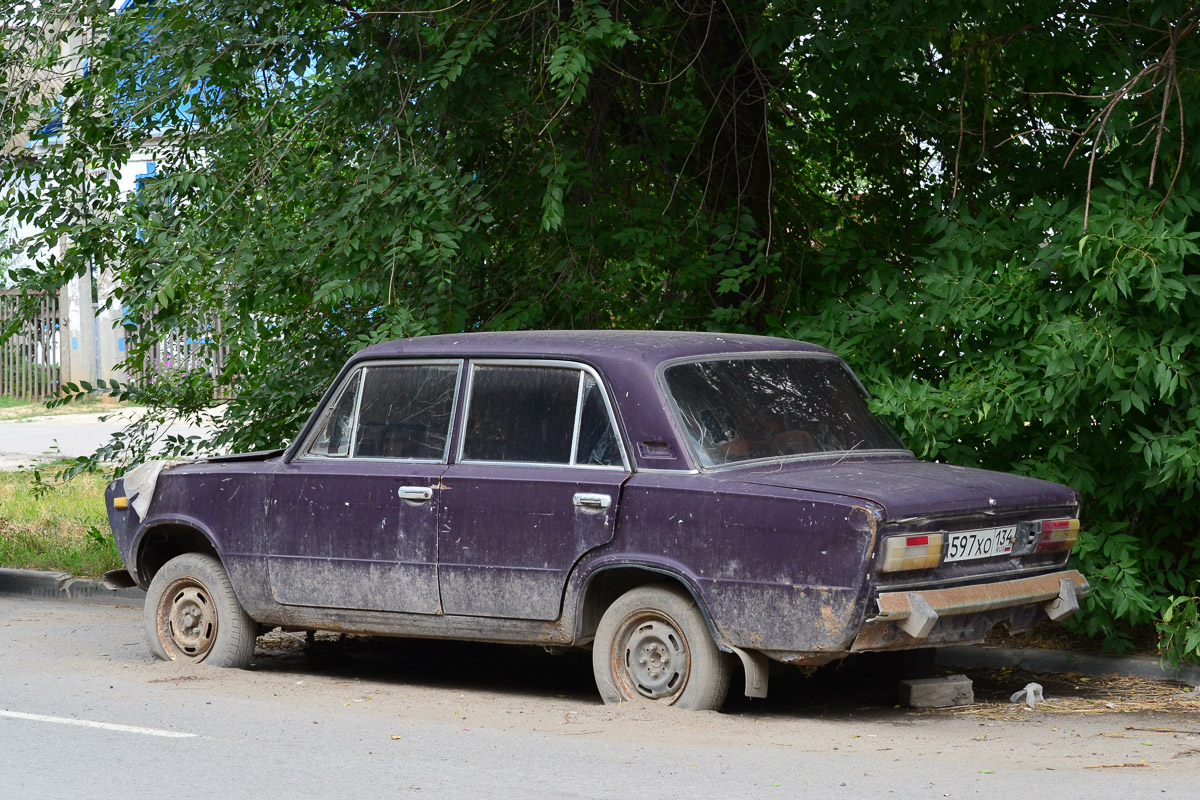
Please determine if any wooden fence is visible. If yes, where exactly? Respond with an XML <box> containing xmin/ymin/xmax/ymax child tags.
<box><xmin>2</xmin><ymin>290</ymin><xmax>232</xmax><ymax>401</ymax></box>
<box><xmin>136</xmin><ymin>315</ymin><xmax>231</xmax><ymax>393</ymax></box>
<box><xmin>0</xmin><ymin>289</ymin><xmax>60</xmax><ymax>402</ymax></box>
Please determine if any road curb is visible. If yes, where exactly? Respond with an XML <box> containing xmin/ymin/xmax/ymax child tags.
<box><xmin>935</xmin><ymin>644</ymin><xmax>1200</xmax><ymax>688</ymax></box>
<box><xmin>0</xmin><ymin>567</ymin><xmax>146</xmax><ymax>604</ymax></box>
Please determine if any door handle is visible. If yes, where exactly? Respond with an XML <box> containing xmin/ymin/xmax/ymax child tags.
<box><xmin>398</xmin><ymin>486</ymin><xmax>434</xmax><ymax>502</ymax></box>
<box><xmin>573</xmin><ymin>492</ymin><xmax>612</xmax><ymax>510</ymax></box>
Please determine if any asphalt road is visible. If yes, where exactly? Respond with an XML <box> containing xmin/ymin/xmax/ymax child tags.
<box><xmin>0</xmin><ymin>407</ymin><xmax>212</xmax><ymax>469</ymax></box>
<box><xmin>1</xmin><ymin>595</ymin><xmax>1196</xmax><ymax>799</ymax></box>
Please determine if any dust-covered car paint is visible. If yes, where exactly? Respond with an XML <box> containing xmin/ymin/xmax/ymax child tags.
<box><xmin>105</xmin><ymin>331</ymin><xmax>1088</xmax><ymax>710</ymax></box>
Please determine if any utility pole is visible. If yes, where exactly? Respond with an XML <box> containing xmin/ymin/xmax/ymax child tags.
<box><xmin>58</xmin><ymin>22</ymin><xmax>97</xmax><ymax>388</ymax></box>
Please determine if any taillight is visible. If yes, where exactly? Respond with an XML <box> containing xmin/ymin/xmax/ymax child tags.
<box><xmin>879</xmin><ymin>533</ymin><xmax>944</xmax><ymax>572</ymax></box>
<box><xmin>1035</xmin><ymin>519</ymin><xmax>1080</xmax><ymax>552</ymax></box>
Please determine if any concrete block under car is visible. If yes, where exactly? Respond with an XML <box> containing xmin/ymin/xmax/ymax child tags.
<box><xmin>899</xmin><ymin>674</ymin><xmax>974</xmax><ymax>708</ymax></box>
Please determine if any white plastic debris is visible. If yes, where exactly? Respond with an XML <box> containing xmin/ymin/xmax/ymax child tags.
<box><xmin>123</xmin><ymin>459</ymin><xmax>172</xmax><ymax>519</ymax></box>
<box><xmin>1009</xmin><ymin>682</ymin><xmax>1045</xmax><ymax>709</ymax></box>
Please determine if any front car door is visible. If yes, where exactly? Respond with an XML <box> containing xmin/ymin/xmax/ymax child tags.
<box><xmin>438</xmin><ymin>360</ymin><xmax>630</xmax><ymax>620</ymax></box>
<box><xmin>267</xmin><ymin>360</ymin><xmax>461</xmax><ymax>613</ymax></box>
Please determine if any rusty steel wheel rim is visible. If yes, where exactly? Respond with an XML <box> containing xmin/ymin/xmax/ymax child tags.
<box><xmin>612</xmin><ymin>611</ymin><xmax>691</xmax><ymax>703</ymax></box>
<box><xmin>156</xmin><ymin>577</ymin><xmax>218</xmax><ymax>661</ymax></box>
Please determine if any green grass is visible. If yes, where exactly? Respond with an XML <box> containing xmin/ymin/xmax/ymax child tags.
<box><xmin>0</xmin><ymin>396</ymin><xmax>27</xmax><ymax>409</ymax></box>
<box><xmin>0</xmin><ymin>470</ymin><xmax>121</xmax><ymax>577</ymax></box>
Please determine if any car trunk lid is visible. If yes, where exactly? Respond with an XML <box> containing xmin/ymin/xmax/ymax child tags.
<box><xmin>729</xmin><ymin>458</ymin><xmax>1077</xmax><ymax>520</ymax></box>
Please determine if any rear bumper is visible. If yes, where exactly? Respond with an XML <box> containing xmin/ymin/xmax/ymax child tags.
<box><xmin>850</xmin><ymin>569</ymin><xmax>1089</xmax><ymax>651</ymax></box>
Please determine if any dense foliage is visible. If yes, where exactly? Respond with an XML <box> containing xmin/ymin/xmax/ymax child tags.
<box><xmin>2</xmin><ymin>1</ymin><xmax>1198</xmax><ymax>659</ymax></box>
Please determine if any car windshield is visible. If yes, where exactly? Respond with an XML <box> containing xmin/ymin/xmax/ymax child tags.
<box><xmin>663</xmin><ymin>355</ymin><xmax>908</xmax><ymax>467</ymax></box>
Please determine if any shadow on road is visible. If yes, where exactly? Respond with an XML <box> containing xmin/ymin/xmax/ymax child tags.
<box><xmin>242</xmin><ymin>631</ymin><xmax>1200</xmax><ymax>719</ymax></box>
<box><xmin>247</xmin><ymin>632</ymin><xmax>947</xmax><ymax>718</ymax></box>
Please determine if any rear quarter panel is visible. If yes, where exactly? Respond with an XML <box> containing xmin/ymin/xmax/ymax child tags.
<box><xmin>606</xmin><ymin>472</ymin><xmax>880</xmax><ymax>655</ymax></box>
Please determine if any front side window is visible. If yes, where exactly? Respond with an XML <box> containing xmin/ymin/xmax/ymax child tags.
<box><xmin>305</xmin><ymin>362</ymin><xmax>459</xmax><ymax>461</ymax></box>
<box><xmin>354</xmin><ymin>364</ymin><xmax>459</xmax><ymax>460</ymax></box>
<box><xmin>461</xmin><ymin>364</ymin><xmax>626</xmax><ymax>468</ymax></box>
<box><xmin>664</xmin><ymin>355</ymin><xmax>908</xmax><ymax>468</ymax></box>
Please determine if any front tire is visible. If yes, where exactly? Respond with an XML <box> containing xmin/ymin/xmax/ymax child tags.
<box><xmin>144</xmin><ymin>553</ymin><xmax>257</xmax><ymax>668</ymax></box>
<box><xmin>592</xmin><ymin>585</ymin><xmax>732</xmax><ymax>711</ymax></box>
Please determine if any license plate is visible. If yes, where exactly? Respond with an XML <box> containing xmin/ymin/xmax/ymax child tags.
<box><xmin>945</xmin><ymin>526</ymin><xmax>1017</xmax><ymax>563</ymax></box>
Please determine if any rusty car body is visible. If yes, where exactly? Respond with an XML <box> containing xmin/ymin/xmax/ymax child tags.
<box><xmin>105</xmin><ymin>331</ymin><xmax>1088</xmax><ymax>710</ymax></box>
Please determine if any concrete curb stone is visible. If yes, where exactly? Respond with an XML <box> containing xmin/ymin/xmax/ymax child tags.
<box><xmin>935</xmin><ymin>644</ymin><xmax>1200</xmax><ymax>689</ymax></box>
<box><xmin>0</xmin><ymin>567</ymin><xmax>146</xmax><ymax>604</ymax></box>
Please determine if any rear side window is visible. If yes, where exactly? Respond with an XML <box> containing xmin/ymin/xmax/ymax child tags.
<box><xmin>576</xmin><ymin>374</ymin><xmax>622</xmax><ymax>467</ymax></box>
<box><xmin>305</xmin><ymin>362</ymin><xmax>460</xmax><ymax>461</ymax></box>
<box><xmin>461</xmin><ymin>364</ymin><xmax>626</xmax><ymax>468</ymax></box>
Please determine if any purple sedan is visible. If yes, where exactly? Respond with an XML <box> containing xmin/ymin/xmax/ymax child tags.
<box><xmin>105</xmin><ymin>331</ymin><xmax>1088</xmax><ymax>710</ymax></box>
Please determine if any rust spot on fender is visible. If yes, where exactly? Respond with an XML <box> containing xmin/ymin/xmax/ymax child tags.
<box><xmin>759</xmin><ymin>649</ymin><xmax>845</xmax><ymax>667</ymax></box>
<box><xmin>850</xmin><ymin>504</ymin><xmax>881</xmax><ymax>561</ymax></box>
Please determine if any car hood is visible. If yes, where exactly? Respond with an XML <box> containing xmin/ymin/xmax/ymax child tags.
<box><xmin>205</xmin><ymin>449</ymin><xmax>286</xmax><ymax>463</ymax></box>
<box><xmin>730</xmin><ymin>457</ymin><xmax>1078</xmax><ymax>521</ymax></box>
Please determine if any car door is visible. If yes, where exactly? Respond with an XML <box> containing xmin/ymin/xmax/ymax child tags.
<box><xmin>438</xmin><ymin>361</ymin><xmax>630</xmax><ymax>620</ymax></box>
<box><xmin>267</xmin><ymin>360</ymin><xmax>461</xmax><ymax>614</ymax></box>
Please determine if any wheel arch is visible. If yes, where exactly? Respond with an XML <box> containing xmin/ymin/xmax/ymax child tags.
<box><xmin>571</xmin><ymin>563</ymin><xmax>728</xmax><ymax>652</ymax></box>
<box><xmin>134</xmin><ymin>520</ymin><xmax>222</xmax><ymax>588</ymax></box>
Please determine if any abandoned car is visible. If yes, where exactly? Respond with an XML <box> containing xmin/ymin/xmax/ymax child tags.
<box><xmin>105</xmin><ymin>331</ymin><xmax>1088</xmax><ymax>710</ymax></box>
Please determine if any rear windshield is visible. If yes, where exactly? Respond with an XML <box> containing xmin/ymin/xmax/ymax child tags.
<box><xmin>663</xmin><ymin>355</ymin><xmax>907</xmax><ymax>468</ymax></box>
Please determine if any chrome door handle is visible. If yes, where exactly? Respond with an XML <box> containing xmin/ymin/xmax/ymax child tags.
<box><xmin>573</xmin><ymin>492</ymin><xmax>612</xmax><ymax>510</ymax></box>
<box><xmin>398</xmin><ymin>486</ymin><xmax>434</xmax><ymax>502</ymax></box>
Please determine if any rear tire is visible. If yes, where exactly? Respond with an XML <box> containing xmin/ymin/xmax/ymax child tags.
<box><xmin>144</xmin><ymin>553</ymin><xmax>256</xmax><ymax>668</ymax></box>
<box><xmin>592</xmin><ymin>585</ymin><xmax>732</xmax><ymax>711</ymax></box>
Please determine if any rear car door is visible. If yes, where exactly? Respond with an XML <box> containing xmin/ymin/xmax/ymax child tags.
<box><xmin>438</xmin><ymin>361</ymin><xmax>630</xmax><ymax>620</ymax></box>
<box><xmin>267</xmin><ymin>360</ymin><xmax>461</xmax><ymax>613</ymax></box>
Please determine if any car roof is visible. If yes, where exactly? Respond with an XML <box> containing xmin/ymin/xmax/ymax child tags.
<box><xmin>353</xmin><ymin>330</ymin><xmax>832</xmax><ymax>365</ymax></box>
<box><xmin>336</xmin><ymin>331</ymin><xmax>838</xmax><ymax>472</ymax></box>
